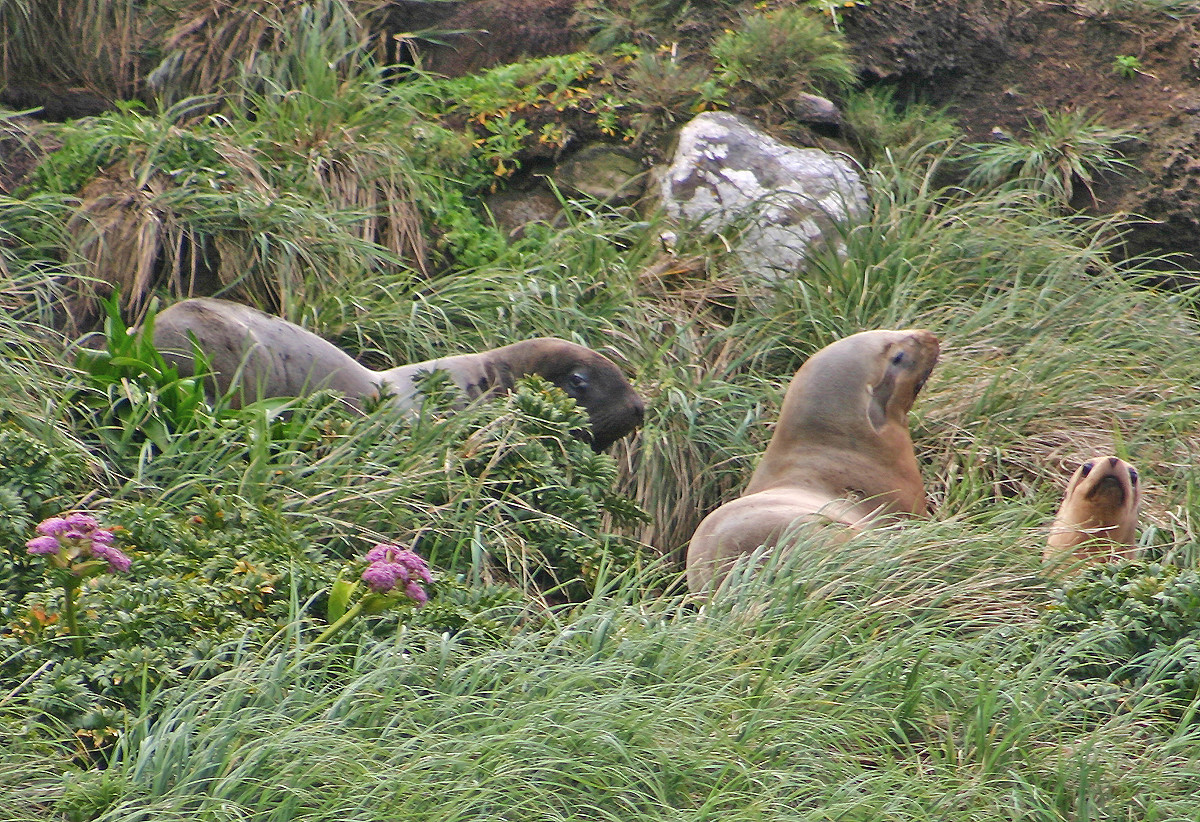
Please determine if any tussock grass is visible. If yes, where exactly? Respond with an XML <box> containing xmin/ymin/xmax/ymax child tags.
<box><xmin>961</xmin><ymin>106</ymin><xmax>1139</xmax><ymax>210</ymax></box>
<box><xmin>145</xmin><ymin>0</ymin><xmax>379</xmax><ymax>108</ymax></box>
<box><xmin>0</xmin><ymin>0</ymin><xmax>148</xmax><ymax>99</ymax></box>
<box><xmin>9</xmin><ymin>533</ymin><xmax>1199</xmax><ymax>820</ymax></box>
<box><xmin>32</xmin><ymin>57</ymin><xmax>477</xmax><ymax>329</ymax></box>
<box><xmin>4</xmin><ymin>36</ymin><xmax>1200</xmax><ymax>818</ymax></box>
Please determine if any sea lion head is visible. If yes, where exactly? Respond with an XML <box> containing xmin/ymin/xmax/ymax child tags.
<box><xmin>792</xmin><ymin>328</ymin><xmax>940</xmax><ymax>436</ymax></box>
<box><xmin>756</xmin><ymin>328</ymin><xmax>939</xmax><ymax>464</ymax></box>
<box><xmin>1046</xmin><ymin>455</ymin><xmax>1141</xmax><ymax>563</ymax></box>
<box><xmin>487</xmin><ymin>338</ymin><xmax>645</xmax><ymax>452</ymax></box>
<box><xmin>744</xmin><ymin>327</ymin><xmax>939</xmax><ymax>517</ymax></box>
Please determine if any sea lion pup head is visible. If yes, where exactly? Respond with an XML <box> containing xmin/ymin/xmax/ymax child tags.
<box><xmin>1045</xmin><ymin>456</ymin><xmax>1141</xmax><ymax>564</ymax></box>
<box><xmin>744</xmin><ymin>328</ymin><xmax>940</xmax><ymax>519</ymax></box>
<box><xmin>479</xmin><ymin>338</ymin><xmax>645</xmax><ymax>452</ymax></box>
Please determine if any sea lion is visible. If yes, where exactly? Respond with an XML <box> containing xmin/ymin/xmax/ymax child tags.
<box><xmin>686</xmin><ymin>328</ymin><xmax>940</xmax><ymax>593</ymax></box>
<box><xmin>151</xmin><ymin>297</ymin><xmax>644</xmax><ymax>451</ymax></box>
<box><xmin>1044</xmin><ymin>456</ymin><xmax>1141</xmax><ymax>564</ymax></box>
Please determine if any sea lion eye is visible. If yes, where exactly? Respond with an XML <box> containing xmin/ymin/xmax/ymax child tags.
<box><xmin>1129</xmin><ymin>467</ymin><xmax>1139</xmax><ymax>485</ymax></box>
<box><xmin>891</xmin><ymin>351</ymin><xmax>906</xmax><ymax>366</ymax></box>
<box><xmin>1080</xmin><ymin>461</ymin><xmax>1094</xmax><ymax>477</ymax></box>
<box><xmin>565</xmin><ymin>371</ymin><xmax>589</xmax><ymax>395</ymax></box>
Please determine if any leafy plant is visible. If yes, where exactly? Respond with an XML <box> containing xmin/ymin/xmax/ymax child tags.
<box><xmin>711</xmin><ymin>6</ymin><xmax>857</xmax><ymax>108</ymax></box>
<box><xmin>1112</xmin><ymin>53</ymin><xmax>1144</xmax><ymax>79</ymax></box>
<box><xmin>0</xmin><ymin>427</ymin><xmax>92</xmax><ymax>602</ymax></box>
<box><xmin>24</xmin><ymin>512</ymin><xmax>131</xmax><ymax>657</ymax></box>
<box><xmin>71</xmin><ymin>295</ymin><xmax>218</xmax><ymax>465</ymax></box>
<box><xmin>1040</xmin><ymin>561</ymin><xmax>1200</xmax><ymax>706</ymax></box>
<box><xmin>961</xmin><ymin>106</ymin><xmax>1137</xmax><ymax>208</ymax></box>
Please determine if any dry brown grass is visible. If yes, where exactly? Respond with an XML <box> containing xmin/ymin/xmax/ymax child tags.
<box><xmin>146</xmin><ymin>0</ymin><xmax>387</xmax><ymax>105</ymax></box>
<box><xmin>62</xmin><ymin>155</ymin><xmax>264</xmax><ymax>331</ymax></box>
<box><xmin>1</xmin><ymin>0</ymin><xmax>150</xmax><ymax>100</ymax></box>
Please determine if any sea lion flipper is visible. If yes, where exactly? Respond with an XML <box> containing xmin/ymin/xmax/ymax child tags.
<box><xmin>868</xmin><ymin>378</ymin><xmax>892</xmax><ymax>431</ymax></box>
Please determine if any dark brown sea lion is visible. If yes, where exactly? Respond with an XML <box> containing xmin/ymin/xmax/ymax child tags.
<box><xmin>152</xmin><ymin>298</ymin><xmax>644</xmax><ymax>451</ymax></box>
<box><xmin>686</xmin><ymin>328</ymin><xmax>940</xmax><ymax>593</ymax></box>
<box><xmin>1044</xmin><ymin>456</ymin><xmax>1141</xmax><ymax>564</ymax></box>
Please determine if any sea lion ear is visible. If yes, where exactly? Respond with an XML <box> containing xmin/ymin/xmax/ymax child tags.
<box><xmin>867</xmin><ymin>350</ymin><xmax>900</xmax><ymax>432</ymax></box>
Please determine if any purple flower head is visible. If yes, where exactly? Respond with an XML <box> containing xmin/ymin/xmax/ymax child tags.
<box><xmin>60</xmin><ymin>512</ymin><xmax>103</xmax><ymax>540</ymax></box>
<box><xmin>364</xmin><ymin>543</ymin><xmax>396</xmax><ymax>564</ymax></box>
<box><xmin>35</xmin><ymin>516</ymin><xmax>71</xmax><ymax>538</ymax></box>
<box><xmin>28</xmin><ymin>512</ymin><xmax>128</xmax><ymax>574</ymax></box>
<box><xmin>360</xmin><ymin>542</ymin><xmax>431</xmax><ymax>604</ymax></box>
<box><xmin>89</xmin><ymin>528</ymin><xmax>116</xmax><ymax>546</ymax></box>
<box><xmin>393</xmin><ymin>549</ymin><xmax>433</xmax><ymax>583</ymax></box>
<box><xmin>26</xmin><ymin>535</ymin><xmax>61</xmax><ymax>555</ymax></box>
<box><xmin>404</xmin><ymin>581</ymin><xmax>429</xmax><ymax>605</ymax></box>
<box><xmin>91</xmin><ymin>541</ymin><xmax>132</xmax><ymax>574</ymax></box>
<box><xmin>362</xmin><ymin>561</ymin><xmax>406</xmax><ymax>593</ymax></box>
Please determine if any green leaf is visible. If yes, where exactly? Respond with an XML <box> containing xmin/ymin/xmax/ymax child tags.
<box><xmin>327</xmin><ymin>577</ymin><xmax>357</xmax><ymax>622</ymax></box>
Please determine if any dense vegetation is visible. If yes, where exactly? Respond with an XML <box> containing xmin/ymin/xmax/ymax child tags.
<box><xmin>4</xmin><ymin>0</ymin><xmax>1200</xmax><ymax>818</ymax></box>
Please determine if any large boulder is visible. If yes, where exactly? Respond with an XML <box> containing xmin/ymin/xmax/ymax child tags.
<box><xmin>657</xmin><ymin>111</ymin><xmax>867</xmax><ymax>279</ymax></box>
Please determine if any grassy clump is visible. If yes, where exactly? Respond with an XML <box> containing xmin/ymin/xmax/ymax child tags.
<box><xmin>711</xmin><ymin>6</ymin><xmax>858</xmax><ymax>108</ymax></box>
<box><xmin>1041</xmin><ymin>560</ymin><xmax>1200</xmax><ymax>705</ymax></box>
<box><xmin>961</xmin><ymin>106</ymin><xmax>1138</xmax><ymax>209</ymax></box>
<box><xmin>841</xmin><ymin>86</ymin><xmax>961</xmax><ymax>165</ymax></box>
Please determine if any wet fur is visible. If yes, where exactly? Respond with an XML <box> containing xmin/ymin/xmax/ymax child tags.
<box><xmin>152</xmin><ymin>298</ymin><xmax>644</xmax><ymax>451</ymax></box>
<box><xmin>686</xmin><ymin>329</ymin><xmax>940</xmax><ymax>593</ymax></box>
<box><xmin>1045</xmin><ymin>456</ymin><xmax>1141</xmax><ymax>564</ymax></box>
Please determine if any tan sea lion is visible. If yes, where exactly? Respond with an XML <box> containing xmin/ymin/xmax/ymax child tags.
<box><xmin>151</xmin><ymin>297</ymin><xmax>644</xmax><ymax>451</ymax></box>
<box><xmin>686</xmin><ymin>328</ymin><xmax>940</xmax><ymax>593</ymax></box>
<box><xmin>1044</xmin><ymin>456</ymin><xmax>1141</xmax><ymax>564</ymax></box>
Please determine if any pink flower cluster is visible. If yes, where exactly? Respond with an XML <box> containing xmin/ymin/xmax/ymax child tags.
<box><xmin>361</xmin><ymin>543</ymin><xmax>432</xmax><ymax>605</ymax></box>
<box><xmin>26</xmin><ymin>512</ymin><xmax>131</xmax><ymax>574</ymax></box>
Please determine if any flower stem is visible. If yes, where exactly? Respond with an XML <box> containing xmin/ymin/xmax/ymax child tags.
<box><xmin>306</xmin><ymin>601</ymin><xmax>365</xmax><ymax>652</ymax></box>
<box><xmin>62</xmin><ymin>583</ymin><xmax>84</xmax><ymax>658</ymax></box>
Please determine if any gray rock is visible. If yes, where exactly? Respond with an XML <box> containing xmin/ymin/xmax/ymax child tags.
<box><xmin>553</xmin><ymin>143</ymin><xmax>646</xmax><ymax>204</ymax></box>
<box><xmin>483</xmin><ymin>187</ymin><xmax>561</xmax><ymax>238</ymax></box>
<box><xmin>790</xmin><ymin>93</ymin><xmax>843</xmax><ymax>127</ymax></box>
<box><xmin>657</xmin><ymin>111</ymin><xmax>867</xmax><ymax>279</ymax></box>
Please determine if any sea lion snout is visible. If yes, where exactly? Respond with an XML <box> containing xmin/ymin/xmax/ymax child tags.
<box><xmin>905</xmin><ymin>329</ymin><xmax>941</xmax><ymax>385</ymax></box>
<box><xmin>630</xmin><ymin>394</ymin><xmax>646</xmax><ymax>424</ymax></box>
<box><xmin>1088</xmin><ymin>473</ymin><xmax>1128</xmax><ymax>505</ymax></box>
<box><xmin>585</xmin><ymin>391</ymin><xmax>646</xmax><ymax>452</ymax></box>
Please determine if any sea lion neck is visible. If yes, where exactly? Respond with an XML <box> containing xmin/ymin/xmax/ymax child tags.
<box><xmin>487</xmin><ymin>338</ymin><xmax>580</xmax><ymax>374</ymax></box>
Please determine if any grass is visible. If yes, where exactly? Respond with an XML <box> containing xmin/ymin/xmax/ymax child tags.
<box><xmin>711</xmin><ymin>5</ymin><xmax>858</xmax><ymax>107</ymax></box>
<box><xmin>0</xmin><ymin>0</ymin><xmax>147</xmax><ymax>100</ymax></box>
<box><xmin>4</xmin><ymin>6</ymin><xmax>1200</xmax><ymax>818</ymax></box>
<box><xmin>9</xmin><ymin>531</ymin><xmax>1200</xmax><ymax>820</ymax></box>
<box><xmin>961</xmin><ymin>107</ymin><xmax>1138</xmax><ymax>209</ymax></box>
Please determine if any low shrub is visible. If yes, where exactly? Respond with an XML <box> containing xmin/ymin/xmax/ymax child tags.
<box><xmin>1041</xmin><ymin>560</ymin><xmax>1200</xmax><ymax>706</ymax></box>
